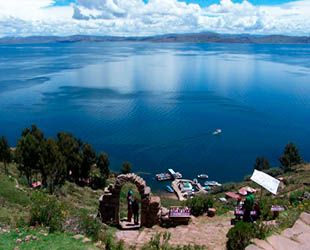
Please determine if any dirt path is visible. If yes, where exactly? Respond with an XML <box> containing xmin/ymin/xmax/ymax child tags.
<box><xmin>116</xmin><ymin>214</ymin><xmax>233</xmax><ymax>249</ymax></box>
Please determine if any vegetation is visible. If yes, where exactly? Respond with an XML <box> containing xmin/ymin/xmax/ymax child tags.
<box><xmin>279</xmin><ymin>143</ymin><xmax>302</xmax><ymax>172</ymax></box>
<box><xmin>0</xmin><ymin>136</ymin><xmax>11</xmax><ymax>174</ymax></box>
<box><xmin>226</xmin><ymin>221</ymin><xmax>270</xmax><ymax>250</ymax></box>
<box><xmin>42</xmin><ymin>138</ymin><xmax>66</xmax><ymax>194</ymax></box>
<box><xmin>0</xmin><ymin>129</ymin><xmax>309</xmax><ymax>250</ymax></box>
<box><xmin>29</xmin><ymin>192</ymin><xmax>64</xmax><ymax>232</ymax></box>
<box><xmin>0</xmin><ymin>228</ymin><xmax>100</xmax><ymax>250</ymax></box>
<box><xmin>141</xmin><ymin>232</ymin><xmax>206</xmax><ymax>250</ymax></box>
<box><xmin>185</xmin><ymin>195</ymin><xmax>213</xmax><ymax>216</ymax></box>
<box><xmin>78</xmin><ymin>211</ymin><xmax>102</xmax><ymax>241</ymax></box>
<box><xmin>254</xmin><ymin>157</ymin><xmax>270</xmax><ymax>171</ymax></box>
<box><xmin>121</xmin><ymin>161</ymin><xmax>132</xmax><ymax>174</ymax></box>
<box><xmin>12</xmin><ymin>125</ymin><xmax>111</xmax><ymax>193</ymax></box>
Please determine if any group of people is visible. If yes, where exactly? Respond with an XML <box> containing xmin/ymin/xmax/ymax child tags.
<box><xmin>127</xmin><ymin>190</ymin><xmax>140</xmax><ymax>225</ymax></box>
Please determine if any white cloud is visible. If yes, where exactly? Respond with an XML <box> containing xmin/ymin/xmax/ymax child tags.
<box><xmin>0</xmin><ymin>0</ymin><xmax>309</xmax><ymax>37</ymax></box>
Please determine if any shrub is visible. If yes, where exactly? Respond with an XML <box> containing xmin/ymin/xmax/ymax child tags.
<box><xmin>264</xmin><ymin>168</ymin><xmax>283</xmax><ymax>177</ymax></box>
<box><xmin>141</xmin><ymin>232</ymin><xmax>171</xmax><ymax>250</ymax></box>
<box><xmin>142</xmin><ymin>232</ymin><xmax>206</xmax><ymax>250</ymax></box>
<box><xmin>186</xmin><ymin>195</ymin><xmax>213</xmax><ymax>216</ymax></box>
<box><xmin>226</xmin><ymin>221</ymin><xmax>270</xmax><ymax>250</ymax></box>
<box><xmin>29</xmin><ymin>191</ymin><xmax>64</xmax><ymax>232</ymax></box>
<box><xmin>289</xmin><ymin>190</ymin><xmax>304</xmax><ymax>206</ymax></box>
<box><xmin>102</xmin><ymin>230</ymin><xmax>125</xmax><ymax>250</ymax></box>
<box><xmin>78</xmin><ymin>211</ymin><xmax>102</xmax><ymax>241</ymax></box>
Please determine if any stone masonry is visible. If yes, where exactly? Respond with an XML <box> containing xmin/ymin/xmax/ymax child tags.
<box><xmin>98</xmin><ymin>173</ymin><xmax>161</xmax><ymax>228</ymax></box>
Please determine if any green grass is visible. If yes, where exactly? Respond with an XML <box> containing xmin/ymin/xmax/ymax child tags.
<box><xmin>159</xmin><ymin>196</ymin><xmax>182</xmax><ymax>208</ymax></box>
<box><xmin>0</xmin><ymin>174</ymin><xmax>30</xmax><ymax>207</ymax></box>
<box><xmin>0</xmin><ymin>228</ymin><xmax>99</xmax><ymax>250</ymax></box>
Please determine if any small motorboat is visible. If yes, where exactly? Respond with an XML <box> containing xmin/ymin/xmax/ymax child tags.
<box><xmin>197</xmin><ymin>174</ymin><xmax>209</xmax><ymax>179</ymax></box>
<box><xmin>156</xmin><ymin>172</ymin><xmax>172</xmax><ymax>181</ymax></box>
<box><xmin>213</xmin><ymin>129</ymin><xmax>222</xmax><ymax>135</ymax></box>
<box><xmin>193</xmin><ymin>178</ymin><xmax>198</xmax><ymax>184</ymax></box>
<box><xmin>165</xmin><ymin>185</ymin><xmax>174</xmax><ymax>193</ymax></box>
<box><xmin>204</xmin><ymin>181</ymin><xmax>222</xmax><ymax>187</ymax></box>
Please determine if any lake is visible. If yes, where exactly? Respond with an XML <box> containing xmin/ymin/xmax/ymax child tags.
<box><xmin>0</xmin><ymin>42</ymin><xmax>309</xmax><ymax>189</ymax></box>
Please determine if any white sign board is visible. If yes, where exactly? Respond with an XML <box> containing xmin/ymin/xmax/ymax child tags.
<box><xmin>250</xmin><ymin>170</ymin><xmax>280</xmax><ymax>195</ymax></box>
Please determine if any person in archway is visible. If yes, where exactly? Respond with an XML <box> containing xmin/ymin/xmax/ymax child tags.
<box><xmin>132</xmin><ymin>196</ymin><xmax>140</xmax><ymax>225</ymax></box>
<box><xmin>127</xmin><ymin>190</ymin><xmax>133</xmax><ymax>222</ymax></box>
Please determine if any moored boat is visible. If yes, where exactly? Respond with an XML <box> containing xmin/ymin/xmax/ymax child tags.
<box><xmin>197</xmin><ymin>174</ymin><xmax>208</xmax><ymax>179</ymax></box>
<box><xmin>156</xmin><ymin>172</ymin><xmax>172</xmax><ymax>181</ymax></box>
<box><xmin>165</xmin><ymin>185</ymin><xmax>174</xmax><ymax>193</ymax></box>
<box><xmin>204</xmin><ymin>181</ymin><xmax>222</xmax><ymax>187</ymax></box>
<box><xmin>168</xmin><ymin>168</ymin><xmax>182</xmax><ymax>179</ymax></box>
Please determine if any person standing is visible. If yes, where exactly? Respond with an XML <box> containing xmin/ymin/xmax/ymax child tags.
<box><xmin>127</xmin><ymin>190</ymin><xmax>133</xmax><ymax>222</ymax></box>
<box><xmin>243</xmin><ymin>190</ymin><xmax>255</xmax><ymax>222</ymax></box>
<box><xmin>132</xmin><ymin>197</ymin><xmax>140</xmax><ymax>225</ymax></box>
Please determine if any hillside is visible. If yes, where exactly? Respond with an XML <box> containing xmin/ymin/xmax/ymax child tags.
<box><xmin>0</xmin><ymin>162</ymin><xmax>309</xmax><ymax>250</ymax></box>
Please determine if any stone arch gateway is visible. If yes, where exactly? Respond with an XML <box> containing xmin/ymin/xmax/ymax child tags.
<box><xmin>98</xmin><ymin>173</ymin><xmax>161</xmax><ymax>228</ymax></box>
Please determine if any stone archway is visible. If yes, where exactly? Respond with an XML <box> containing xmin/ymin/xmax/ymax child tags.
<box><xmin>98</xmin><ymin>173</ymin><xmax>161</xmax><ymax>228</ymax></box>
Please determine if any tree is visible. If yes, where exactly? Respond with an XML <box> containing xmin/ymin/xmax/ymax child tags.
<box><xmin>80</xmin><ymin>143</ymin><xmax>96</xmax><ymax>181</ymax></box>
<box><xmin>16</xmin><ymin>125</ymin><xmax>45</xmax><ymax>185</ymax></box>
<box><xmin>253</xmin><ymin>157</ymin><xmax>270</xmax><ymax>171</ymax></box>
<box><xmin>0</xmin><ymin>136</ymin><xmax>11</xmax><ymax>174</ymax></box>
<box><xmin>42</xmin><ymin>138</ymin><xmax>66</xmax><ymax>194</ymax></box>
<box><xmin>97</xmin><ymin>153</ymin><xmax>110</xmax><ymax>179</ymax></box>
<box><xmin>279</xmin><ymin>143</ymin><xmax>302</xmax><ymax>172</ymax></box>
<box><xmin>57</xmin><ymin>132</ymin><xmax>82</xmax><ymax>182</ymax></box>
<box><xmin>121</xmin><ymin>161</ymin><xmax>132</xmax><ymax>174</ymax></box>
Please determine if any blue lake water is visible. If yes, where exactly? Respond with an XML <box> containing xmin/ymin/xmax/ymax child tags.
<box><xmin>0</xmin><ymin>42</ymin><xmax>309</xmax><ymax>189</ymax></box>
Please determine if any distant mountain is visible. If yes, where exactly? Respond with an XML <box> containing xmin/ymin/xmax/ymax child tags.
<box><xmin>0</xmin><ymin>32</ymin><xmax>309</xmax><ymax>44</ymax></box>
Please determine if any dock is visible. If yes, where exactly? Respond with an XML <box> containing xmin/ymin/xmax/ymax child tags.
<box><xmin>171</xmin><ymin>179</ymin><xmax>207</xmax><ymax>201</ymax></box>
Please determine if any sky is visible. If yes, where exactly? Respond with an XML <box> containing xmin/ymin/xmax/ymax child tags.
<box><xmin>0</xmin><ymin>0</ymin><xmax>309</xmax><ymax>37</ymax></box>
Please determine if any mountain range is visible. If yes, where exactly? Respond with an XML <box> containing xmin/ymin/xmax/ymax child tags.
<box><xmin>0</xmin><ymin>32</ymin><xmax>309</xmax><ymax>44</ymax></box>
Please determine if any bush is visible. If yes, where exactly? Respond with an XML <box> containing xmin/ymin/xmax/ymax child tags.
<box><xmin>101</xmin><ymin>231</ymin><xmax>125</xmax><ymax>250</ymax></box>
<box><xmin>142</xmin><ymin>232</ymin><xmax>206</xmax><ymax>250</ymax></box>
<box><xmin>29</xmin><ymin>192</ymin><xmax>64</xmax><ymax>232</ymax></box>
<box><xmin>264</xmin><ymin>168</ymin><xmax>283</xmax><ymax>177</ymax></box>
<box><xmin>186</xmin><ymin>195</ymin><xmax>213</xmax><ymax>216</ymax></box>
<box><xmin>78</xmin><ymin>211</ymin><xmax>102</xmax><ymax>241</ymax></box>
<box><xmin>226</xmin><ymin>221</ymin><xmax>270</xmax><ymax>250</ymax></box>
<box><xmin>289</xmin><ymin>190</ymin><xmax>304</xmax><ymax>206</ymax></box>
<box><xmin>142</xmin><ymin>232</ymin><xmax>171</xmax><ymax>250</ymax></box>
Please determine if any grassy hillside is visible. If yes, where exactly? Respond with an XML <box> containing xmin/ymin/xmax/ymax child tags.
<box><xmin>0</xmin><ymin>163</ymin><xmax>108</xmax><ymax>249</ymax></box>
<box><xmin>0</xmin><ymin>162</ymin><xmax>309</xmax><ymax>250</ymax></box>
<box><xmin>0</xmin><ymin>228</ymin><xmax>99</xmax><ymax>250</ymax></box>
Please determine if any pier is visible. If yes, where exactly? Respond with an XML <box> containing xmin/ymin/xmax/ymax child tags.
<box><xmin>172</xmin><ymin>179</ymin><xmax>207</xmax><ymax>201</ymax></box>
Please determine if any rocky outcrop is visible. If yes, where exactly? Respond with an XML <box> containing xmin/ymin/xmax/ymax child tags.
<box><xmin>98</xmin><ymin>173</ymin><xmax>161</xmax><ymax>228</ymax></box>
<box><xmin>246</xmin><ymin>212</ymin><xmax>310</xmax><ymax>250</ymax></box>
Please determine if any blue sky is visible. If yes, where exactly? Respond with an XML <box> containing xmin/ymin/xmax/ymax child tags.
<box><xmin>0</xmin><ymin>0</ymin><xmax>309</xmax><ymax>37</ymax></box>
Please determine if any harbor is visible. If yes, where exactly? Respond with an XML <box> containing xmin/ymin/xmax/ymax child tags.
<box><xmin>155</xmin><ymin>168</ymin><xmax>221</xmax><ymax>201</ymax></box>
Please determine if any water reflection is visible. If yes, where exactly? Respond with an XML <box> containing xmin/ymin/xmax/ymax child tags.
<box><xmin>0</xmin><ymin>42</ymin><xmax>309</xmax><ymax>187</ymax></box>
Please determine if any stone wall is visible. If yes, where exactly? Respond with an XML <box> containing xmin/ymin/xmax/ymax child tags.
<box><xmin>98</xmin><ymin>173</ymin><xmax>161</xmax><ymax>228</ymax></box>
